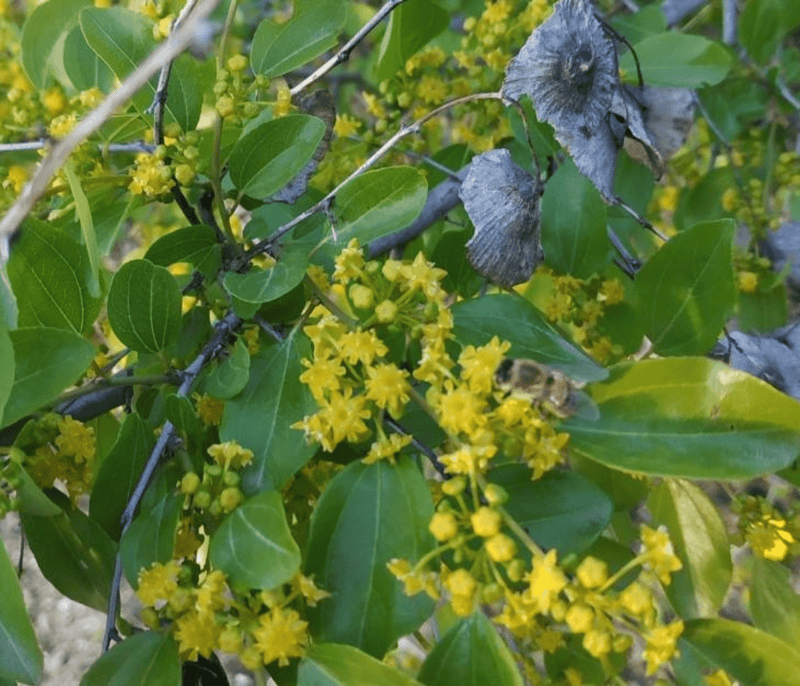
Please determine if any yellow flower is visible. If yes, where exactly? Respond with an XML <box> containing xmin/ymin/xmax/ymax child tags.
<box><xmin>471</xmin><ymin>506</ymin><xmax>501</xmax><ymax>537</ymax></box>
<box><xmin>429</xmin><ymin>511</ymin><xmax>458</xmax><ymax>542</ymax></box>
<box><xmin>55</xmin><ymin>416</ymin><xmax>95</xmax><ymax>463</ymax></box>
<box><xmin>437</xmin><ymin>382</ymin><xmax>488</xmax><ymax>436</ymax></box>
<box><xmin>363</xmin><ymin>433</ymin><xmax>412</xmax><ymax>464</ymax></box>
<box><xmin>5</xmin><ymin>165</ymin><xmax>27</xmax><ymax>193</ymax></box>
<box><xmin>440</xmin><ymin>444</ymin><xmax>496</xmax><ymax>475</ymax></box>
<box><xmin>620</xmin><ymin>581</ymin><xmax>653</xmax><ymax>618</ymax></box>
<box><xmin>444</xmin><ymin>568</ymin><xmax>478</xmax><ymax>616</ymax></box>
<box><xmin>129</xmin><ymin>152</ymin><xmax>175</xmax><ymax>196</ymax></box>
<box><xmin>253</xmin><ymin>608</ymin><xmax>309</xmax><ymax>667</ymax></box>
<box><xmin>485</xmin><ymin>533</ymin><xmax>517</xmax><ymax>562</ymax></box>
<box><xmin>42</xmin><ymin>88</ymin><xmax>66</xmax><ymax>115</ymax></box>
<box><xmin>334</xmin><ymin>114</ymin><xmax>361</xmax><ymax>138</ymax></box>
<box><xmin>375</xmin><ymin>299</ymin><xmax>398</xmax><ymax>323</ymax></box>
<box><xmin>292</xmin><ymin>573</ymin><xmax>330</xmax><ymax>606</ymax></box>
<box><xmin>482</xmin><ymin>0</ymin><xmax>511</xmax><ymax>23</ymax></box>
<box><xmin>704</xmin><ymin>669</ymin><xmax>735</xmax><ymax>686</ymax></box>
<box><xmin>599</xmin><ymin>278</ymin><xmax>625</xmax><ymax>305</ymax></box>
<box><xmin>643</xmin><ymin>621</ymin><xmax>683</xmax><ymax>674</ymax></box>
<box><xmin>524</xmin><ymin>550</ymin><xmax>567</xmax><ymax>614</ymax></box>
<box><xmin>364</xmin><ymin>363</ymin><xmax>410</xmax><ymax>416</ymax></box>
<box><xmin>640</xmin><ymin>525</ymin><xmax>683</xmax><ymax>585</ymax></box>
<box><xmin>195</xmin><ymin>570</ymin><xmax>227</xmax><ymax>615</ymax></box>
<box><xmin>49</xmin><ymin>113</ymin><xmax>78</xmax><ymax>138</ymax></box>
<box><xmin>136</xmin><ymin>561</ymin><xmax>181</xmax><ymax>606</ymax></box>
<box><xmin>747</xmin><ymin>518</ymin><xmax>795</xmax><ymax>561</ymax></box>
<box><xmin>319</xmin><ymin>388</ymin><xmax>371</xmax><ymax>447</ymax></box>
<box><xmin>274</xmin><ymin>84</ymin><xmax>292</xmax><ymax>117</ymax></box>
<box><xmin>299</xmin><ymin>354</ymin><xmax>345</xmax><ymax>402</ymax></box>
<box><xmin>583</xmin><ymin>628</ymin><xmax>612</xmax><ymax>658</ymax></box>
<box><xmin>400</xmin><ymin>252</ymin><xmax>448</xmax><ymax>300</ymax></box>
<box><xmin>197</xmin><ymin>394</ymin><xmax>224</xmax><ymax>425</ymax></box>
<box><xmin>657</xmin><ymin>185</ymin><xmax>679</xmax><ymax>212</ymax></box>
<box><xmin>737</xmin><ymin>270</ymin><xmax>759</xmax><ymax>294</ymax></box>
<box><xmin>363</xmin><ymin>92</ymin><xmax>386</xmax><ymax>119</ymax></box>
<box><xmin>227</xmin><ymin>54</ymin><xmax>248</xmax><ymax>71</ymax></box>
<box><xmin>175</xmin><ymin>609</ymin><xmax>221</xmax><ymax>661</ymax></box>
<box><xmin>207</xmin><ymin>441</ymin><xmax>254</xmax><ymax>469</ymax></box>
<box><xmin>349</xmin><ymin>283</ymin><xmax>373</xmax><ymax>309</ymax></box>
<box><xmin>417</xmin><ymin>75</ymin><xmax>447</xmax><ymax>105</ymax></box>
<box><xmin>333</xmin><ymin>239</ymin><xmax>365</xmax><ymax>282</ymax></box>
<box><xmin>575</xmin><ymin>557</ymin><xmax>608</xmax><ymax>589</ymax></box>
<box><xmin>565</xmin><ymin>603</ymin><xmax>594</xmax><ymax>633</ymax></box>
<box><xmin>459</xmin><ymin>337</ymin><xmax>511</xmax><ymax>394</ymax></box>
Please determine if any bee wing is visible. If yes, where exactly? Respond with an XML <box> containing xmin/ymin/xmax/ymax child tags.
<box><xmin>568</xmin><ymin>390</ymin><xmax>601</xmax><ymax>422</ymax></box>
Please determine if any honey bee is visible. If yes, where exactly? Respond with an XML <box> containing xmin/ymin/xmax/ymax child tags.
<box><xmin>494</xmin><ymin>358</ymin><xmax>600</xmax><ymax>421</ymax></box>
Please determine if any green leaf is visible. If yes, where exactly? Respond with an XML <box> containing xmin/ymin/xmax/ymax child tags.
<box><xmin>737</xmin><ymin>285</ymin><xmax>788</xmax><ymax>334</ymax></box>
<box><xmin>564</xmin><ymin>357</ymin><xmax>800</xmax><ymax>480</ymax></box>
<box><xmin>220</xmin><ymin>330</ymin><xmax>317</xmax><ymax>492</ymax></box>
<box><xmin>619</xmin><ymin>33</ymin><xmax>733</xmax><ymax>87</ymax></box>
<box><xmin>451</xmin><ymin>294</ymin><xmax>607</xmax><ymax>383</ymax></box>
<box><xmin>0</xmin><ymin>323</ymin><xmax>13</xmax><ymax>429</ymax></box>
<box><xmin>0</xmin><ymin>538</ymin><xmax>42</xmax><ymax>685</ymax></box>
<box><xmin>164</xmin><ymin>395</ymin><xmax>200</xmax><ymax>435</ymax></box>
<box><xmin>634</xmin><ymin>219</ymin><xmax>736</xmax><ymax>356</ymax></box>
<box><xmin>2</xmin><ymin>328</ymin><xmax>95</xmax><ymax>429</ymax></box>
<box><xmin>8</xmin><ymin>218</ymin><xmax>102</xmax><ymax>334</ymax></box>
<box><xmin>649</xmin><ymin>480</ymin><xmax>731</xmax><ymax>618</ymax></box>
<box><xmin>206</xmin><ymin>338</ymin><xmax>251</xmax><ymax>399</ymax></box>
<box><xmin>80</xmin><ymin>631</ymin><xmax>180</xmax><ymax>686</ymax></box>
<box><xmin>21</xmin><ymin>490</ymin><xmax>116</xmax><ymax>612</ymax></box>
<box><xmin>15</xmin><ymin>466</ymin><xmax>62</xmax><ymax>517</ymax></box>
<box><xmin>120</xmin><ymin>491</ymin><xmax>182</xmax><ymax>586</ymax></box>
<box><xmin>144</xmin><ymin>225</ymin><xmax>221</xmax><ymax>279</ymax></box>
<box><xmin>64</xmin><ymin>160</ymin><xmax>101</xmax><ymax>297</ymax></box>
<box><xmin>540</xmin><ymin>159</ymin><xmax>611</xmax><ymax>279</ymax></box>
<box><xmin>90</xmin><ymin>413</ymin><xmax>155</xmax><ymax>541</ymax></box>
<box><xmin>250</xmin><ymin>0</ymin><xmax>347</xmax><ymax>77</ymax></box>
<box><xmin>299</xmin><ymin>643</ymin><xmax>424</xmax><ymax>686</ymax></box>
<box><xmin>490</xmin><ymin>465</ymin><xmax>613</xmax><ymax>557</ymax></box>
<box><xmin>63</xmin><ymin>24</ymin><xmax>114</xmax><ymax>91</ymax></box>
<box><xmin>21</xmin><ymin>0</ymin><xmax>91</xmax><ymax>88</ymax></box>
<box><xmin>306</xmin><ymin>458</ymin><xmax>435</xmax><ymax>657</ymax></box>
<box><xmin>80</xmin><ymin>7</ymin><xmax>202</xmax><ymax>130</ymax></box>
<box><xmin>750</xmin><ymin>558</ymin><xmax>800</xmax><ymax>647</ymax></box>
<box><xmin>223</xmin><ymin>248</ymin><xmax>308</xmax><ymax>304</ymax></box>
<box><xmin>229</xmin><ymin>115</ymin><xmax>326</xmax><ymax>199</ymax></box>
<box><xmin>612</xmin><ymin>5</ymin><xmax>667</xmax><ymax>46</ymax></box>
<box><xmin>739</xmin><ymin>0</ymin><xmax>785</xmax><ymax>64</ymax></box>
<box><xmin>107</xmin><ymin>259</ymin><xmax>182</xmax><ymax>354</ymax></box>
<box><xmin>681</xmin><ymin>618</ymin><xmax>800</xmax><ymax>686</ymax></box>
<box><xmin>675</xmin><ymin>168</ymin><xmax>736</xmax><ymax>232</ymax></box>
<box><xmin>331</xmin><ymin>167</ymin><xmax>427</xmax><ymax>246</ymax></box>
<box><xmin>374</xmin><ymin>0</ymin><xmax>449</xmax><ymax>80</ymax></box>
<box><xmin>209</xmin><ymin>490</ymin><xmax>301</xmax><ymax>590</ymax></box>
<box><xmin>418</xmin><ymin>612</ymin><xmax>524</xmax><ymax>686</ymax></box>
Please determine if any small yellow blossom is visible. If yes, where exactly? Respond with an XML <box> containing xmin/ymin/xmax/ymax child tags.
<box><xmin>197</xmin><ymin>394</ymin><xmax>224</xmax><ymax>425</ymax></box>
<box><xmin>485</xmin><ymin>533</ymin><xmax>517</xmax><ymax>562</ymax></box>
<box><xmin>363</xmin><ymin>433</ymin><xmax>412</xmax><ymax>464</ymax></box>
<box><xmin>4</xmin><ymin>165</ymin><xmax>27</xmax><ymax>193</ymax></box>
<box><xmin>175</xmin><ymin>609</ymin><xmax>220</xmax><ymax>661</ymax></box>
<box><xmin>364</xmin><ymin>363</ymin><xmax>410</xmax><ymax>416</ymax></box>
<box><xmin>42</xmin><ymin>88</ymin><xmax>66</xmax><ymax>115</ymax></box>
<box><xmin>429</xmin><ymin>511</ymin><xmax>459</xmax><ymax>542</ymax></box>
<box><xmin>292</xmin><ymin>573</ymin><xmax>330</xmax><ymax>606</ymax></box>
<box><xmin>471</xmin><ymin>506</ymin><xmax>501</xmax><ymax>537</ymax></box>
<box><xmin>737</xmin><ymin>270</ymin><xmax>759</xmax><ymax>293</ymax></box>
<box><xmin>49</xmin><ymin>113</ymin><xmax>78</xmax><ymax>138</ymax></box>
<box><xmin>643</xmin><ymin>620</ymin><xmax>683</xmax><ymax>674</ymax></box>
<box><xmin>363</xmin><ymin>92</ymin><xmax>386</xmax><ymax>119</ymax></box>
<box><xmin>299</xmin><ymin>354</ymin><xmax>345</xmax><ymax>402</ymax></box>
<box><xmin>657</xmin><ymin>185</ymin><xmax>679</xmax><ymax>212</ymax></box>
<box><xmin>565</xmin><ymin>603</ymin><xmax>594</xmax><ymax>633</ymax></box>
<box><xmin>334</xmin><ymin>114</ymin><xmax>361</xmax><ymax>138</ymax></box>
<box><xmin>375</xmin><ymin>299</ymin><xmax>398</xmax><ymax>323</ymax></box>
<box><xmin>444</xmin><ymin>568</ymin><xmax>478</xmax><ymax>616</ymax></box>
<box><xmin>227</xmin><ymin>54</ymin><xmax>248</xmax><ymax>71</ymax></box>
<box><xmin>137</xmin><ymin>560</ymin><xmax>181</xmax><ymax>606</ymax></box>
<box><xmin>583</xmin><ymin>628</ymin><xmax>612</xmax><ymax>658</ymax></box>
<box><xmin>524</xmin><ymin>550</ymin><xmax>567</xmax><ymax>614</ymax></box>
<box><xmin>129</xmin><ymin>152</ymin><xmax>175</xmax><ymax>196</ymax></box>
<box><xmin>253</xmin><ymin>607</ymin><xmax>309</xmax><ymax>666</ymax></box>
<box><xmin>55</xmin><ymin>416</ymin><xmax>95</xmax><ymax>463</ymax></box>
<box><xmin>207</xmin><ymin>441</ymin><xmax>254</xmax><ymax>469</ymax></box>
<box><xmin>640</xmin><ymin>525</ymin><xmax>683</xmax><ymax>585</ymax></box>
<box><xmin>437</xmin><ymin>382</ymin><xmax>488</xmax><ymax>436</ymax></box>
<box><xmin>274</xmin><ymin>84</ymin><xmax>292</xmax><ymax>117</ymax></box>
<box><xmin>575</xmin><ymin>557</ymin><xmax>608</xmax><ymax>589</ymax></box>
<box><xmin>459</xmin><ymin>337</ymin><xmax>510</xmax><ymax>394</ymax></box>
<box><xmin>333</xmin><ymin>239</ymin><xmax>365</xmax><ymax>282</ymax></box>
<box><xmin>337</xmin><ymin>330</ymin><xmax>388</xmax><ymax>366</ymax></box>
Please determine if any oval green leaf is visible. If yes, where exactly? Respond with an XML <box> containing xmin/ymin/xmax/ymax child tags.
<box><xmin>208</xmin><ymin>489</ymin><xmax>300</xmax><ymax>591</ymax></box>
<box><xmin>332</xmin><ymin>166</ymin><xmax>428</xmax><ymax>245</ymax></box>
<box><xmin>299</xmin><ymin>643</ymin><xmax>424</xmax><ymax>686</ymax></box>
<box><xmin>144</xmin><ymin>225</ymin><xmax>221</xmax><ymax>279</ymax></box>
<box><xmin>107</xmin><ymin>259</ymin><xmax>182</xmax><ymax>354</ymax></box>
<box><xmin>21</xmin><ymin>489</ymin><xmax>116</xmax><ymax>612</ymax></box>
<box><xmin>490</xmin><ymin>465</ymin><xmax>613</xmax><ymax>557</ymax></box>
<box><xmin>564</xmin><ymin>357</ymin><xmax>800</xmax><ymax>480</ymax></box>
<box><xmin>220</xmin><ymin>329</ymin><xmax>317</xmax><ymax>492</ymax></box>
<box><xmin>681</xmin><ymin>618</ymin><xmax>800</xmax><ymax>686</ymax></box>
<box><xmin>750</xmin><ymin>557</ymin><xmax>800</xmax><ymax>648</ymax></box>
<box><xmin>451</xmin><ymin>294</ymin><xmax>608</xmax><ymax>383</ymax></box>
<box><xmin>634</xmin><ymin>219</ymin><xmax>736</xmax><ymax>356</ymax></box>
<box><xmin>223</xmin><ymin>248</ymin><xmax>308</xmax><ymax>304</ymax></box>
<box><xmin>305</xmin><ymin>458</ymin><xmax>435</xmax><ymax>657</ymax></box>
<box><xmin>649</xmin><ymin>480</ymin><xmax>731</xmax><ymax>618</ymax></box>
<box><xmin>8</xmin><ymin>218</ymin><xmax>102</xmax><ymax>334</ymax></box>
<box><xmin>206</xmin><ymin>338</ymin><xmax>251</xmax><ymax>399</ymax></box>
<box><xmin>63</xmin><ymin>24</ymin><xmax>114</xmax><ymax>91</ymax></box>
<box><xmin>2</xmin><ymin>328</ymin><xmax>95</xmax><ymax>429</ymax></box>
<box><xmin>620</xmin><ymin>33</ymin><xmax>733</xmax><ymax>87</ymax></box>
<box><xmin>540</xmin><ymin>159</ymin><xmax>611</xmax><ymax>279</ymax></box>
<box><xmin>0</xmin><ymin>538</ymin><xmax>42</xmax><ymax>685</ymax></box>
<box><xmin>80</xmin><ymin>631</ymin><xmax>180</xmax><ymax>686</ymax></box>
<box><xmin>250</xmin><ymin>0</ymin><xmax>347</xmax><ymax>77</ymax></box>
<box><xmin>229</xmin><ymin>115</ymin><xmax>326</xmax><ymax>199</ymax></box>
<box><xmin>418</xmin><ymin>612</ymin><xmax>523</xmax><ymax>686</ymax></box>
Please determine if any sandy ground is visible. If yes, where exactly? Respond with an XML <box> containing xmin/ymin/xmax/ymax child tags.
<box><xmin>0</xmin><ymin>514</ymin><xmax>256</xmax><ymax>686</ymax></box>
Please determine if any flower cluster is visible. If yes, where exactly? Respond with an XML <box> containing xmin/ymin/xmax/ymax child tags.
<box><xmin>733</xmin><ymin>494</ymin><xmax>800</xmax><ymax>562</ymax></box>
<box><xmin>0</xmin><ymin>448</ymin><xmax>23</xmax><ymax>518</ymax></box>
<box><xmin>180</xmin><ymin>441</ymin><xmax>253</xmax><ymax>518</ymax></box>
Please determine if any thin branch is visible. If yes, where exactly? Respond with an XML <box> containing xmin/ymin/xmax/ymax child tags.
<box><xmin>245</xmin><ymin>92</ymin><xmax>503</xmax><ymax>262</ymax></box>
<box><xmin>0</xmin><ymin>140</ymin><xmax>155</xmax><ymax>154</ymax></box>
<box><xmin>614</xmin><ymin>196</ymin><xmax>668</xmax><ymax>241</ymax></box>
<box><xmin>607</xmin><ymin>227</ymin><xmax>641</xmax><ymax>278</ymax></box>
<box><xmin>0</xmin><ymin>0</ymin><xmax>220</xmax><ymax>241</ymax></box>
<box><xmin>102</xmin><ymin>309</ymin><xmax>241</xmax><ymax>651</ymax></box>
<box><xmin>384</xmin><ymin>416</ymin><xmax>447</xmax><ymax>478</ymax></box>
<box><xmin>290</xmin><ymin>0</ymin><xmax>409</xmax><ymax>96</ymax></box>
<box><xmin>722</xmin><ymin>0</ymin><xmax>736</xmax><ymax>45</ymax></box>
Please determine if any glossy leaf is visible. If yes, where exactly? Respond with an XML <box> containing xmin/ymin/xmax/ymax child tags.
<box><xmin>0</xmin><ymin>323</ymin><xmax>12</xmax><ymax>429</ymax></box>
<box><xmin>750</xmin><ymin>558</ymin><xmax>800</xmax><ymax>647</ymax></box>
<box><xmin>206</xmin><ymin>338</ymin><xmax>251</xmax><ymax>399</ymax></box>
<box><xmin>619</xmin><ymin>33</ymin><xmax>733</xmax><ymax>87</ymax></box>
<box><xmin>540</xmin><ymin>160</ymin><xmax>611</xmax><ymax>279</ymax></box>
<box><xmin>451</xmin><ymin>294</ymin><xmax>608</xmax><ymax>383</ymax></box>
<box><xmin>250</xmin><ymin>0</ymin><xmax>347</xmax><ymax>77</ymax></box>
<box><xmin>80</xmin><ymin>631</ymin><xmax>180</xmax><ymax>686</ymax></box>
<box><xmin>565</xmin><ymin>357</ymin><xmax>800</xmax><ymax>479</ymax></box>
<box><xmin>80</xmin><ymin>7</ymin><xmax>202</xmax><ymax>130</ymax></box>
<box><xmin>121</xmin><ymin>491</ymin><xmax>183</xmax><ymax>586</ymax></box>
<box><xmin>64</xmin><ymin>160</ymin><xmax>101</xmax><ymax>297</ymax></box>
<box><xmin>220</xmin><ymin>330</ymin><xmax>317</xmax><ymax>492</ymax></box>
<box><xmin>739</xmin><ymin>0</ymin><xmax>794</xmax><ymax>64</ymax></box>
<box><xmin>634</xmin><ymin>219</ymin><xmax>735</xmax><ymax>356</ymax></box>
<box><xmin>63</xmin><ymin>24</ymin><xmax>114</xmax><ymax>91</ymax></box>
<box><xmin>229</xmin><ymin>115</ymin><xmax>326</xmax><ymax>199</ymax></box>
<box><xmin>144</xmin><ymin>225</ymin><xmax>221</xmax><ymax>279</ymax></box>
<box><xmin>299</xmin><ymin>643</ymin><xmax>423</xmax><ymax>686</ymax></box>
<box><xmin>107</xmin><ymin>259</ymin><xmax>182</xmax><ymax>354</ymax></box>
<box><xmin>21</xmin><ymin>490</ymin><xmax>116</xmax><ymax>612</ymax></box>
<box><xmin>90</xmin><ymin>413</ymin><xmax>154</xmax><ymax>541</ymax></box>
<box><xmin>305</xmin><ymin>458</ymin><xmax>435</xmax><ymax>657</ymax></box>
<box><xmin>2</xmin><ymin>328</ymin><xmax>95</xmax><ymax>429</ymax></box>
<box><xmin>8</xmin><ymin>218</ymin><xmax>102</xmax><ymax>334</ymax></box>
<box><xmin>681</xmin><ymin>618</ymin><xmax>800</xmax><ymax>686</ymax></box>
<box><xmin>164</xmin><ymin>395</ymin><xmax>200</xmax><ymax>436</ymax></box>
<box><xmin>15</xmin><ymin>466</ymin><xmax>62</xmax><ymax>517</ymax></box>
<box><xmin>375</xmin><ymin>0</ymin><xmax>449</xmax><ymax>80</ymax></box>
<box><xmin>21</xmin><ymin>0</ymin><xmax>90</xmax><ymax>88</ymax></box>
<box><xmin>418</xmin><ymin>612</ymin><xmax>523</xmax><ymax>686</ymax></box>
<box><xmin>0</xmin><ymin>538</ymin><xmax>42</xmax><ymax>685</ymax></box>
<box><xmin>332</xmin><ymin>167</ymin><xmax>428</xmax><ymax>245</ymax></box>
<box><xmin>209</xmin><ymin>490</ymin><xmax>300</xmax><ymax>590</ymax></box>
<box><xmin>491</xmin><ymin>465</ymin><xmax>613</xmax><ymax>557</ymax></box>
<box><xmin>223</xmin><ymin>248</ymin><xmax>308</xmax><ymax>304</ymax></box>
<box><xmin>649</xmin><ymin>480</ymin><xmax>731</xmax><ymax>617</ymax></box>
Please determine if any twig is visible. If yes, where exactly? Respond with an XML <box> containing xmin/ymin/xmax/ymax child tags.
<box><xmin>0</xmin><ymin>140</ymin><xmax>155</xmax><ymax>155</ymax></box>
<box><xmin>722</xmin><ymin>0</ymin><xmax>736</xmax><ymax>45</ymax></box>
<box><xmin>383</xmin><ymin>416</ymin><xmax>447</xmax><ymax>478</ymax></box>
<box><xmin>102</xmin><ymin>309</ymin><xmax>241</xmax><ymax>651</ymax></box>
<box><xmin>614</xmin><ymin>196</ymin><xmax>667</xmax><ymax>241</ymax></box>
<box><xmin>290</xmin><ymin>0</ymin><xmax>409</xmax><ymax>96</ymax></box>
<box><xmin>245</xmin><ymin>92</ymin><xmax>503</xmax><ymax>262</ymax></box>
<box><xmin>0</xmin><ymin>0</ymin><xmax>220</xmax><ymax>242</ymax></box>
<box><xmin>607</xmin><ymin>227</ymin><xmax>641</xmax><ymax>278</ymax></box>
